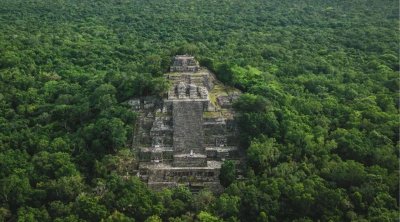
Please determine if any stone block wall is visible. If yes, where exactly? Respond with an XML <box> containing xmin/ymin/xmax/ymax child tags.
<box><xmin>173</xmin><ymin>154</ymin><xmax>207</xmax><ymax>167</ymax></box>
<box><xmin>136</xmin><ymin>58</ymin><xmax>241</xmax><ymax>192</ymax></box>
<box><xmin>203</xmin><ymin>122</ymin><xmax>227</xmax><ymax>146</ymax></box>
<box><xmin>145</xmin><ymin>167</ymin><xmax>220</xmax><ymax>183</ymax></box>
<box><xmin>172</xmin><ymin>101</ymin><xmax>204</xmax><ymax>155</ymax></box>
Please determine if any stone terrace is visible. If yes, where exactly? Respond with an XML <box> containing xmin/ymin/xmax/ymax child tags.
<box><xmin>131</xmin><ymin>55</ymin><xmax>242</xmax><ymax>192</ymax></box>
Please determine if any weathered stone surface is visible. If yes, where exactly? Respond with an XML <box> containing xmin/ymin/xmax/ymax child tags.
<box><xmin>173</xmin><ymin>153</ymin><xmax>207</xmax><ymax>167</ymax></box>
<box><xmin>173</xmin><ymin>101</ymin><xmax>204</xmax><ymax>155</ymax></box>
<box><xmin>134</xmin><ymin>56</ymin><xmax>241</xmax><ymax>192</ymax></box>
<box><xmin>170</xmin><ymin>55</ymin><xmax>200</xmax><ymax>72</ymax></box>
<box><xmin>198</xmin><ymin>86</ymin><xmax>208</xmax><ymax>99</ymax></box>
<box><xmin>127</xmin><ymin>99</ymin><xmax>141</xmax><ymax>110</ymax></box>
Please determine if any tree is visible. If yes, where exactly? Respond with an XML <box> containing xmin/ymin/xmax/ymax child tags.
<box><xmin>0</xmin><ymin>171</ymin><xmax>33</xmax><ymax>211</ymax></box>
<box><xmin>32</xmin><ymin>151</ymin><xmax>79</xmax><ymax>181</ymax></box>
<box><xmin>215</xmin><ymin>63</ymin><xmax>234</xmax><ymax>85</ymax></box>
<box><xmin>144</xmin><ymin>215</ymin><xmax>162</xmax><ymax>222</ymax></box>
<box><xmin>101</xmin><ymin>175</ymin><xmax>163</xmax><ymax>221</ymax></box>
<box><xmin>83</xmin><ymin>118</ymin><xmax>127</xmax><ymax>156</ymax></box>
<box><xmin>197</xmin><ymin>211</ymin><xmax>222</xmax><ymax>222</ymax></box>
<box><xmin>219</xmin><ymin>160</ymin><xmax>236</xmax><ymax>187</ymax></box>
<box><xmin>103</xmin><ymin>211</ymin><xmax>135</xmax><ymax>222</ymax></box>
<box><xmin>144</xmin><ymin>55</ymin><xmax>163</xmax><ymax>76</ymax></box>
<box><xmin>48</xmin><ymin>201</ymin><xmax>73</xmax><ymax>219</ymax></box>
<box><xmin>191</xmin><ymin>189</ymin><xmax>215</xmax><ymax>212</ymax></box>
<box><xmin>0</xmin><ymin>208</ymin><xmax>11</xmax><ymax>222</ymax></box>
<box><xmin>230</xmin><ymin>65</ymin><xmax>262</xmax><ymax>90</ymax></box>
<box><xmin>177</xmin><ymin>43</ymin><xmax>199</xmax><ymax>56</ymax></box>
<box><xmin>215</xmin><ymin>194</ymin><xmax>240</xmax><ymax>218</ymax></box>
<box><xmin>74</xmin><ymin>194</ymin><xmax>108</xmax><ymax>222</ymax></box>
<box><xmin>233</xmin><ymin>94</ymin><xmax>268</xmax><ymax>113</ymax></box>
<box><xmin>321</xmin><ymin>160</ymin><xmax>367</xmax><ymax>188</ymax></box>
<box><xmin>17</xmin><ymin>206</ymin><xmax>50</xmax><ymax>222</ymax></box>
<box><xmin>247</xmin><ymin>138</ymin><xmax>281</xmax><ymax>174</ymax></box>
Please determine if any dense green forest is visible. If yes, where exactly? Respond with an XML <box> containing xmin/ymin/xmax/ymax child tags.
<box><xmin>0</xmin><ymin>0</ymin><xmax>398</xmax><ymax>221</ymax></box>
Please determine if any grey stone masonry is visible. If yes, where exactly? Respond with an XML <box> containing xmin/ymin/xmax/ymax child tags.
<box><xmin>173</xmin><ymin>101</ymin><xmax>204</xmax><ymax>155</ymax></box>
<box><xmin>170</xmin><ymin>55</ymin><xmax>200</xmax><ymax>72</ymax></box>
<box><xmin>134</xmin><ymin>55</ymin><xmax>242</xmax><ymax>192</ymax></box>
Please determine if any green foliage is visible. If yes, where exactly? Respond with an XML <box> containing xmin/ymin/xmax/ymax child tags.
<box><xmin>103</xmin><ymin>211</ymin><xmax>135</xmax><ymax>222</ymax></box>
<box><xmin>0</xmin><ymin>0</ymin><xmax>398</xmax><ymax>221</ymax></box>
<box><xmin>231</xmin><ymin>65</ymin><xmax>262</xmax><ymax>90</ymax></box>
<box><xmin>219</xmin><ymin>160</ymin><xmax>236</xmax><ymax>187</ymax></box>
<box><xmin>215</xmin><ymin>194</ymin><xmax>240</xmax><ymax>219</ymax></box>
<box><xmin>144</xmin><ymin>215</ymin><xmax>162</xmax><ymax>222</ymax></box>
<box><xmin>177</xmin><ymin>43</ymin><xmax>200</xmax><ymax>56</ymax></box>
<box><xmin>233</xmin><ymin>93</ymin><xmax>268</xmax><ymax>113</ymax></box>
<box><xmin>0</xmin><ymin>170</ymin><xmax>33</xmax><ymax>211</ymax></box>
<box><xmin>74</xmin><ymin>194</ymin><xmax>108</xmax><ymax>222</ymax></box>
<box><xmin>214</xmin><ymin>63</ymin><xmax>235</xmax><ymax>85</ymax></box>
<box><xmin>247</xmin><ymin>138</ymin><xmax>281</xmax><ymax>174</ymax></box>
<box><xmin>82</xmin><ymin>118</ymin><xmax>127</xmax><ymax>156</ymax></box>
<box><xmin>321</xmin><ymin>160</ymin><xmax>367</xmax><ymax>188</ymax></box>
<box><xmin>101</xmin><ymin>175</ymin><xmax>163</xmax><ymax>221</ymax></box>
<box><xmin>197</xmin><ymin>211</ymin><xmax>223</xmax><ymax>222</ymax></box>
<box><xmin>191</xmin><ymin>190</ymin><xmax>215</xmax><ymax>213</ymax></box>
<box><xmin>17</xmin><ymin>206</ymin><xmax>50</xmax><ymax>222</ymax></box>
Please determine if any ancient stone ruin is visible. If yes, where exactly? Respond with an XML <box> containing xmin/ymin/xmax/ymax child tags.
<box><xmin>170</xmin><ymin>55</ymin><xmax>200</xmax><ymax>72</ymax></box>
<box><xmin>130</xmin><ymin>55</ymin><xmax>241</xmax><ymax>191</ymax></box>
